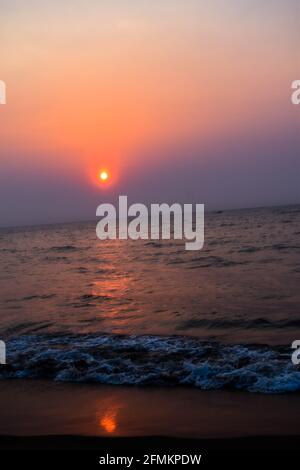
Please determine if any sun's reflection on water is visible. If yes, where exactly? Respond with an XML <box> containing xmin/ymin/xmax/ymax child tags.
<box><xmin>98</xmin><ymin>404</ymin><xmax>123</xmax><ymax>434</ymax></box>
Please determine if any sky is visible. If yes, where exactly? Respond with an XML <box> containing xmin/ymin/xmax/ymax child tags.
<box><xmin>0</xmin><ymin>0</ymin><xmax>299</xmax><ymax>226</ymax></box>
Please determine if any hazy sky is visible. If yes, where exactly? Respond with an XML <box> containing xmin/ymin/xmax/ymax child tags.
<box><xmin>0</xmin><ymin>0</ymin><xmax>299</xmax><ymax>226</ymax></box>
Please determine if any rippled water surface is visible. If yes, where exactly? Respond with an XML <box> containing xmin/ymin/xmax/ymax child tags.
<box><xmin>1</xmin><ymin>206</ymin><xmax>300</xmax><ymax>392</ymax></box>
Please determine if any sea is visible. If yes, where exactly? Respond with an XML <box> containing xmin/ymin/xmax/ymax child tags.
<box><xmin>1</xmin><ymin>205</ymin><xmax>300</xmax><ymax>393</ymax></box>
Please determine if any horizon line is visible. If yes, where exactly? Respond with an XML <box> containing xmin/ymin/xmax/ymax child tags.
<box><xmin>1</xmin><ymin>201</ymin><xmax>299</xmax><ymax>231</ymax></box>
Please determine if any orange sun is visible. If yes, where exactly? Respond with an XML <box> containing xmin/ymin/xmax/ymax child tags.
<box><xmin>99</xmin><ymin>170</ymin><xmax>109</xmax><ymax>182</ymax></box>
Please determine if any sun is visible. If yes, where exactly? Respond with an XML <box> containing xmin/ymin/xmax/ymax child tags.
<box><xmin>99</xmin><ymin>170</ymin><xmax>109</xmax><ymax>182</ymax></box>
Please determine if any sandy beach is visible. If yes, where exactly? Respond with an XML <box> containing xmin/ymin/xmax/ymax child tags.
<box><xmin>0</xmin><ymin>379</ymin><xmax>300</xmax><ymax>451</ymax></box>
<box><xmin>1</xmin><ymin>0</ymin><xmax>299</xmax><ymax>463</ymax></box>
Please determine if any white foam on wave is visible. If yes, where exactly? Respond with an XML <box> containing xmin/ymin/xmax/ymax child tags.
<box><xmin>1</xmin><ymin>334</ymin><xmax>299</xmax><ymax>394</ymax></box>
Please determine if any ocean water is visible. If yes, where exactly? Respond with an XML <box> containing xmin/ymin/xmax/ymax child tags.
<box><xmin>1</xmin><ymin>205</ymin><xmax>300</xmax><ymax>393</ymax></box>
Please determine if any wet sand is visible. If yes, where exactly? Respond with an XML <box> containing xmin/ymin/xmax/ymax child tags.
<box><xmin>0</xmin><ymin>379</ymin><xmax>300</xmax><ymax>450</ymax></box>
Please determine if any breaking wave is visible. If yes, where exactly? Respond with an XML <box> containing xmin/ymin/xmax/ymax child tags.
<box><xmin>1</xmin><ymin>334</ymin><xmax>299</xmax><ymax>394</ymax></box>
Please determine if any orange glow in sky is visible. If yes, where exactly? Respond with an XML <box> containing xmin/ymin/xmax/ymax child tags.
<box><xmin>0</xmin><ymin>0</ymin><xmax>297</xmax><ymax>203</ymax></box>
<box><xmin>0</xmin><ymin>0</ymin><xmax>292</xmax><ymax>180</ymax></box>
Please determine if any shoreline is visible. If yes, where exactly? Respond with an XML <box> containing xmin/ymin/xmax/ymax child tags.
<box><xmin>1</xmin><ymin>379</ymin><xmax>300</xmax><ymax>446</ymax></box>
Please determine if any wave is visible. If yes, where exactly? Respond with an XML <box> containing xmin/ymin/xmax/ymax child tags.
<box><xmin>1</xmin><ymin>334</ymin><xmax>299</xmax><ymax>394</ymax></box>
<box><xmin>177</xmin><ymin>317</ymin><xmax>300</xmax><ymax>330</ymax></box>
<box><xmin>49</xmin><ymin>245</ymin><xmax>79</xmax><ymax>252</ymax></box>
